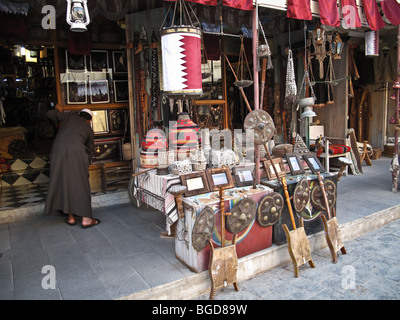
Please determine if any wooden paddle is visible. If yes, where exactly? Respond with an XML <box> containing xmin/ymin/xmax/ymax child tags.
<box><xmin>317</xmin><ymin>172</ymin><xmax>347</xmax><ymax>263</ymax></box>
<box><xmin>208</xmin><ymin>187</ymin><xmax>239</xmax><ymax>299</ymax></box>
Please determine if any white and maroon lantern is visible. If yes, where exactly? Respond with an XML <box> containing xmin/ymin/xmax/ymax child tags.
<box><xmin>160</xmin><ymin>26</ymin><xmax>203</xmax><ymax>98</ymax></box>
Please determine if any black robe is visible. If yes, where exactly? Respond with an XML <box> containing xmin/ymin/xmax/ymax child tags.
<box><xmin>44</xmin><ymin>110</ymin><xmax>94</xmax><ymax>218</ymax></box>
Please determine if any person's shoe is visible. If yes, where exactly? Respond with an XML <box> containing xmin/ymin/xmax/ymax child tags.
<box><xmin>81</xmin><ymin>218</ymin><xmax>101</xmax><ymax>229</ymax></box>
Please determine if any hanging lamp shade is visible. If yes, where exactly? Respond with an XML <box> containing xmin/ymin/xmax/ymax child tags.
<box><xmin>301</xmin><ymin>106</ymin><xmax>317</xmax><ymax>118</ymax></box>
<box><xmin>169</xmin><ymin>112</ymin><xmax>201</xmax><ymax>160</ymax></box>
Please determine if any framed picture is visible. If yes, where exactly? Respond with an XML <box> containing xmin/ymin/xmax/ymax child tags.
<box><xmin>206</xmin><ymin>167</ymin><xmax>235</xmax><ymax>191</ymax></box>
<box><xmin>303</xmin><ymin>153</ymin><xmax>326</xmax><ymax>174</ymax></box>
<box><xmin>180</xmin><ymin>171</ymin><xmax>210</xmax><ymax>197</ymax></box>
<box><xmin>91</xmin><ymin>110</ymin><xmax>109</xmax><ymax>134</ymax></box>
<box><xmin>90</xmin><ymin>50</ymin><xmax>109</xmax><ymax>72</ymax></box>
<box><xmin>112</xmin><ymin>51</ymin><xmax>127</xmax><ymax>74</ymax></box>
<box><xmin>263</xmin><ymin>157</ymin><xmax>286</xmax><ymax>181</ymax></box>
<box><xmin>65</xmin><ymin>50</ymin><xmax>86</xmax><ymax>72</ymax></box>
<box><xmin>286</xmin><ymin>153</ymin><xmax>305</xmax><ymax>175</ymax></box>
<box><xmin>108</xmin><ymin>109</ymin><xmax>126</xmax><ymax>133</ymax></box>
<box><xmin>93</xmin><ymin>139</ymin><xmax>121</xmax><ymax>163</ymax></box>
<box><xmin>233</xmin><ymin>165</ymin><xmax>254</xmax><ymax>187</ymax></box>
<box><xmin>114</xmin><ymin>80</ymin><xmax>129</xmax><ymax>102</ymax></box>
<box><xmin>66</xmin><ymin>81</ymin><xmax>87</xmax><ymax>104</ymax></box>
<box><xmin>89</xmin><ymin>80</ymin><xmax>110</xmax><ymax>104</ymax></box>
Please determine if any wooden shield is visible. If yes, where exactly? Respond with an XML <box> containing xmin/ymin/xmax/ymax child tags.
<box><xmin>257</xmin><ymin>192</ymin><xmax>284</xmax><ymax>227</ymax></box>
<box><xmin>192</xmin><ymin>207</ymin><xmax>215</xmax><ymax>251</ymax></box>
<box><xmin>243</xmin><ymin>109</ymin><xmax>275</xmax><ymax>145</ymax></box>
<box><xmin>293</xmin><ymin>179</ymin><xmax>310</xmax><ymax>213</ymax></box>
<box><xmin>226</xmin><ymin>197</ymin><xmax>257</xmax><ymax>234</ymax></box>
<box><xmin>311</xmin><ymin>179</ymin><xmax>336</xmax><ymax>211</ymax></box>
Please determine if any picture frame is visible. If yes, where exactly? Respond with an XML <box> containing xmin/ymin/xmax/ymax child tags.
<box><xmin>93</xmin><ymin>139</ymin><xmax>121</xmax><ymax>163</ymax></box>
<box><xmin>91</xmin><ymin>110</ymin><xmax>109</xmax><ymax>134</ymax></box>
<box><xmin>65</xmin><ymin>50</ymin><xmax>86</xmax><ymax>72</ymax></box>
<box><xmin>303</xmin><ymin>153</ymin><xmax>326</xmax><ymax>174</ymax></box>
<box><xmin>90</xmin><ymin>50</ymin><xmax>109</xmax><ymax>72</ymax></box>
<box><xmin>263</xmin><ymin>157</ymin><xmax>286</xmax><ymax>181</ymax></box>
<box><xmin>114</xmin><ymin>80</ymin><xmax>129</xmax><ymax>102</ymax></box>
<box><xmin>89</xmin><ymin>80</ymin><xmax>110</xmax><ymax>104</ymax></box>
<box><xmin>112</xmin><ymin>51</ymin><xmax>127</xmax><ymax>74</ymax></box>
<box><xmin>108</xmin><ymin>109</ymin><xmax>126</xmax><ymax>134</ymax></box>
<box><xmin>66</xmin><ymin>81</ymin><xmax>87</xmax><ymax>104</ymax></box>
<box><xmin>180</xmin><ymin>171</ymin><xmax>210</xmax><ymax>197</ymax></box>
<box><xmin>206</xmin><ymin>167</ymin><xmax>235</xmax><ymax>191</ymax></box>
<box><xmin>285</xmin><ymin>153</ymin><xmax>305</xmax><ymax>175</ymax></box>
<box><xmin>233</xmin><ymin>165</ymin><xmax>254</xmax><ymax>187</ymax></box>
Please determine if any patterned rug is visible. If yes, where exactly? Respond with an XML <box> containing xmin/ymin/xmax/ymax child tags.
<box><xmin>0</xmin><ymin>183</ymin><xmax>48</xmax><ymax>211</ymax></box>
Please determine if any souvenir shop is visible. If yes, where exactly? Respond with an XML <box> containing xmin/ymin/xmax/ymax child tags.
<box><xmin>1</xmin><ymin>0</ymin><xmax>400</xmax><ymax>299</ymax></box>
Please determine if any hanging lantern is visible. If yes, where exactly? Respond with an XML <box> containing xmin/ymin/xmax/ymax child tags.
<box><xmin>160</xmin><ymin>0</ymin><xmax>203</xmax><ymax>98</ymax></box>
<box><xmin>66</xmin><ymin>0</ymin><xmax>90</xmax><ymax>32</ymax></box>
<box><xmin>365</xmin><ymin>30</ymin><xmax>379</xmax><ymax>57</ymax></box>
<box><xmin>312</xmin><ymin>26</ymin><xmax>325</xmax><ymax>46</ymax></box>
<box><xmin>331</xmin><ymin>33</ymin><xmax>344</xmax><ymax>60</ymax></box>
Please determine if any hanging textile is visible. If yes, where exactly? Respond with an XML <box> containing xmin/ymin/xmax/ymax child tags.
<box><xmin>222</xmin><ymin>0</ymin><xmax>253</xmax><ymax>11</ymax></box>
<box><xmin>340</xmin><ymin>0</ymin><xmax>362</xmax><ymax>28</ymax></box>
<box><xmin>380</xmin><ymin>0</ymin><xmax>400</xmax><ymax>26</ymax></box>
<box><xmin>318</xmin><ymin>0</ymin><xmax>340</xmax><ymax>27</ymax></box>
<box><xmin>287</xmin><ymin>0</ymin><xmax>312</xmax><ymax>21</ymax></box>
<box><xmin>361</xmin><ymin>0</ymin><xmax>385</xmax><ymax>31</ymax></box>
<box><xmin>164</xmin><ymin>0</ymin><xmax>252</xmax><ymax>10</ymax></box>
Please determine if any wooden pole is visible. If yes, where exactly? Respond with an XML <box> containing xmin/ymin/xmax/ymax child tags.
<box><xmin>125</xmin><ymin>15</ymin><xmax>138</xmax><ymax>171</ymax></box>
<box><xmin>252</xmin><ymin>5</ymin><xmax>261</xmax><ymax>186</ymax></box>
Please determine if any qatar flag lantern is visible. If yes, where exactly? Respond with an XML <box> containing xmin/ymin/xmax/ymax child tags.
<box><xmin>160</xmin><ymin>26</ymin><xmax>203</xmax><ymax>97</ymax></box>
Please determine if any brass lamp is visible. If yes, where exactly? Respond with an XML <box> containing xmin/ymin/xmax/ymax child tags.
<box><xmin>331</xmin><ymin>33</ymin><xmax>344</xmax><ymax>60</ymax></box>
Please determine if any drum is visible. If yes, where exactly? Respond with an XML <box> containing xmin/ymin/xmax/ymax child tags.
<box><xmin>160</xmin><ymin>26</ymin><xmax>203</xmax><ymax>97</ymax></box>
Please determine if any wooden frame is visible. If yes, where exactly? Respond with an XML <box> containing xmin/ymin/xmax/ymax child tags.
<box><xmin>206</xmin><ymin>167</ymin><xmax>235</xmax><ymax>191</ymax></box>
<box><xmin>112</xmin><ymin>51</ymin><xmax>127</xmax><ymax>74</ymax></box>
<box><xmin>93</xmin><ymin>139</ymin><xmax>121</xmax><ymax>163</ymax></box>
<box><xmin>90</xmin><ymin>50</ymin><xmax>109</xmax><ymax>72</ymax></box>
<box><xmin>233</xmin><ymin>165</ymin><xmax>254</xmax><ymax>187</ymax></box>
<box><xmin>89</xmin><ymin>80</ymin><xmax>110</xmax><ymax>104</ymax></box>
<box><xmin>286</xmin><ymin>153</ymin><xmax>305</xmax><ymax>175</ymax></box>
<box><xmin>66</xmin><ymin>81</ymin><xmax>87</xmax><ymax>104</ymax></box>
<box><xmin>263</xmin><ymin>157</ymin><xmax>286</xmax><ymax>181</ymax></box>
<box><xmin>65</xmin><ymin>50</ymin><xmax>86</xmax><ymax>72</ymax></box>
<box><xmin>113</xmin><ymin>80</ymin><xmax>129</xmax><ymax>102</ymax></box>
<box><xmin>303</xmin><ymin>153</ymin><xmax>326</xmax><ymax>174</ymax></box>
<box><xmin>91</xmin><ymin>110</ymin><xmax>109</xmax><ymax>134</ymax></box>
<box><xmin>180</xmin><ymin>171</ymin><xmax>210</xmax><ymax>197</ymax></box>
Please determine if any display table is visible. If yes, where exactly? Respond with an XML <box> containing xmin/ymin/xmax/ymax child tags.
<box><xmin>134</xmin><ymin>168</ymin><xmax>181</xmax><ymax>231</ymax></box>
<box><xmin>175</xmin><ymin>185</ymin><xmax>275</xmax><ymax>273</ymax></box>
<box><xmin>261</xmin><ymin>172</ymin><xmax>338</xmax><ymax>245</ymax></box>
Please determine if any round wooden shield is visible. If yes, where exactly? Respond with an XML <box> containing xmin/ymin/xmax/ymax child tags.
<box><xmin>243</xmin><ymin>109</ymin><xmax>275</xmax><ymax>145</ymax></box>
<box><xmin>226</xmin><ymin>198</ymin><xmax>257</xmax><ymax>234</ymax></box>
<box><xmin>293</xmin><ymin>179</ymin><xmax>310</xmax><ymax>212</ymax></box>
<box><xmin>311</xmin><ymin>180</ymin><xmax>336</xmax><ymax>211</ymax></box>
<box><xmin>192</xmin><ymin>207</ymin><xmax>215</xmax><ymax>252</ymax></box>
<box><xmin>257</xmin><ymin>192</ymin><xmax>284</xmax><ymax>227</ymax></box>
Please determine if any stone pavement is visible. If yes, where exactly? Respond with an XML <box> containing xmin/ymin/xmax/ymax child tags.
<box><xmin>195</xmin><ymin>218</ymin><xmax>400</xmax><ymax>300</ymax></box>
<box><xmin>0</xmin><ymin>157</ymin><xmax>400</xmax><ymax>300</ymax></box>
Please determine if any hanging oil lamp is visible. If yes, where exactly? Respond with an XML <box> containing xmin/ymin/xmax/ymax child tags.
<box><xmin>330</xmin><ymin>33</ymin><xmax>344</xmax><ymax>60</ymax></box>
<box><xmin>66</xmin><ymin>0</ymin><xmax>90</xmax><ymax>32</ymax></box>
